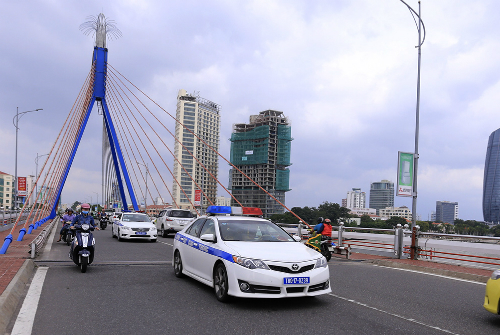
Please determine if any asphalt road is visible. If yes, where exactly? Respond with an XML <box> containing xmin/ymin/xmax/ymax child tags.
<box><xmin>9</xmin><ymin>222</ymin><xmax>500</xmax><ymax>334</ymax></box>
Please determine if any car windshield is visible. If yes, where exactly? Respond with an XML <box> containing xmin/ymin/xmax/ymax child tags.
<box><xmin>170</xmin><ymin>210</ymin><xmax>194</xmax><ymax>218</ymax></box>
<box><xmin>122</xmin><ymin>214</ymin><xmax>150</xmax><ymax>222</ymax></box>
<box><xmin>218</xmin><ymin>220</ymin><xmax>294</xmax><ymax>242</ymax></box>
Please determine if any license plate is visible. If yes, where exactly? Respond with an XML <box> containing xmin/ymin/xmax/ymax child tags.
<box><xmin>283</xmin><ymin>277</ymin><xmax>310</xmax><ymax>285</ymax></box>
<box><xmin>136</xmin><ymin>232</ymin><xmax>147</xmax><ymax>235</ymax></box>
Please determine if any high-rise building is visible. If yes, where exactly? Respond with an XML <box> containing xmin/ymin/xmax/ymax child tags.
<box><xmin>435</xmin><ymin>201</ymin><xmax>458</xmax><ymax>224</ymax></box>
<box><xmin>0</xmin><ymin>171</ymin><xmax>13</xmax><ymax>209</ymax></box>
<box><xmin>172</xmin><ymin>89</ymin><xmax>220</xmax><ymax>210</ymax></box>
<box><xmin>483</xmin><ymin>128</ymin><xmax>500</xmax><ymax>223</ymax></box>
<box><xmin>346</xmin><ymin>188</ymin><xmax>365</xmax><ymax>209</ymax></box>
<box><xmin>229</xmin><ymin>110</ymin><xmax>292</xmax><ymax>218</ymax></box>
<box><xmin>369</xmin><ymin>180</ymin><xmax>394</xmax><ymax>214</ymax></box>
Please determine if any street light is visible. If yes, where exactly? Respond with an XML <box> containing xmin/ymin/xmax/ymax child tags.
<box><xmin>35</xmin><ymin>153</ymin><xmax>49</xmax><ymax>204</ymax></box>
<box><xmin>136</xmin><ymin>161</ymin><xmax>149</xmax><ymax>213</ymax></box>
<box><xmin>12</xmin><ymin>107</ymin><xmax>43</xmax><ymax>209</ymax></box>
<box><xmin>400</xmin><ymin>0</ymin><xmax>426</xmax><ymax>259</ymax></box>
<box><xmin>93</xmin><ymin>191</ymin><xmax>99</xmax><ymax>212</ymax></box>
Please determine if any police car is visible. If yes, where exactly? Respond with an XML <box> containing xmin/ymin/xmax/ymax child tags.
<box><xmin>173</xmin><ymin>206</ymin><xmax>331</xmax><ymax>302</ymax></box>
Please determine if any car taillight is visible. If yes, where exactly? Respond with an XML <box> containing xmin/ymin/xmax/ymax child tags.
<box><xmin>166</xmin><ymin>218</ymin><xmax>173</xmax><ymax>221</ymax></box>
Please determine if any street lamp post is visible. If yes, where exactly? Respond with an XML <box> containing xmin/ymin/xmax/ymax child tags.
<box><xmin>136</xmin><ymin>162</ymin><xmax>149</xmax><ymax>213</ymax></box>
<box><xmin>35</xmin><ymin>153</ymin><xmax>49</xmax><ymax>205</ymax></box>
<box><xmin>400</xmin><ymin>0</ymin><xmax>425</xmax><ymax>259</ymax></box>
<box><xmin>13</xmin><ymin>107</ymin><xmax>43</xmax><ymax>210</ymax></box>
<box><xmin>93</xmin><ymin>192</ymin><xmax>99</xmax><ymax>212</ymax></box>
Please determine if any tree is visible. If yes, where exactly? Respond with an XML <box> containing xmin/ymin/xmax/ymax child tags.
<box><xmin>385</xmin><ymin>216</ymin><xmax>408</xmax><ymax>228</ymax></box>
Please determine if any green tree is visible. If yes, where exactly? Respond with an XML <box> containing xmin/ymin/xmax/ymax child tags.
<box><xmin>385</xmin><ymin>216</ymin><xmax>408</xmax><ymax>228</ymax></box>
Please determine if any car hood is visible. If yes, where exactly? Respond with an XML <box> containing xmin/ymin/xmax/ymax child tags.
<box><xmin>222</xmin><ymin>241</ymin><xmax>321</xmax><ymax>262</ymax></box>
<box><xmin>120</xmin><ymin>222</ymin><xmax>155</xmax><ymax>228</ymax></box>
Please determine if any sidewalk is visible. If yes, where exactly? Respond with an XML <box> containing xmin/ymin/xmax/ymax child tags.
<box><xmin>333</xmin><ymin>251</ymin><xmax>493</xmax><ymax>283</ymax></box>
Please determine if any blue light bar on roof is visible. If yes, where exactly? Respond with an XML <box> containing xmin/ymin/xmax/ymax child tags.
<box><xmin>206</xmin><ymin>206</ymin><xmax>232</xmax><ymax>214</ymax></box>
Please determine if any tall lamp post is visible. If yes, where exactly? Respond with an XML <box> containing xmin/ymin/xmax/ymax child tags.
<box><xmin>12</xmin><ymin>108</ymin><xmax>43</xmax><ymax>209</ymax></box>
<box><xmin>35</xmin><ymin>153</ymin><xmax>49</xmax><ymax>205</ymax></box>
<box><xmin>137</xmin><ymin>162</ymin><xmax>149</xmax><ymax>213</ymax></box>
<box><xmin>400</xmin><ymin>0</ymin><xmax>425</xmax><ymax>259</ymax></box>
<box><xmin>93</xmin><ymin>192</ymin><xmax>99</xmax><ymax>212</ymax></box>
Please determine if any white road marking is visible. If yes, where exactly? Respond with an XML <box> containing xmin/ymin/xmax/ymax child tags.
<box><xmin>11</xmin><ymin>267</ymin><xmax>49</xmax><ymax>335</ymax></box>
<box><xmin>371</xmin><ymin>264</ymin><xmax>486</xmax><ymax>285</ymax></box>
<box><xmin>327</xmin><ymin>292</ymin><xmax>460</xmax><ymax>335</ymax></box>
<box><xmin>158</xmin><ymin>240</ymin><xmax>174</xmax><ymax>247</ymax></box>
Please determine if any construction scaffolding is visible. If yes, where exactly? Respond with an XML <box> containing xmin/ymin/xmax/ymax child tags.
<box><xmin>229</xmin><ymin>110</ymin><xmax>292</xmax><ymax>217</ymax></box>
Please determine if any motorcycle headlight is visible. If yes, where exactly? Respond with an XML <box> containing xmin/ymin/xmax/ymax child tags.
<box><xmin>491</xmin><ymin>269</ymin><xmax>500</xmax><ymax>280</ymax></box>
<box><xmin>81</xmin><ymin>224</ymin><xmax>90</xmax><ymax>230</ymax></box>
<box><xmin>232</xmin><ymin>256</ymin><xmax>269</xmax><ymax>270</ymax></box>
<box><xmin>315</xmin><ymin>257</ymin><xmax>328</xmax><ymax>269</ymax></box>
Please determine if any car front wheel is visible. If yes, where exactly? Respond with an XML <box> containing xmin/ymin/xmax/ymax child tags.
<box><xmin>213</xmin><ymin>263</ymin><xmax>230</xmax><ymax>302</ymax></box>
<box><xmin>173</xmin><ymin>251</ymin><xmax>184</xmax><ymax>278</ymax></box>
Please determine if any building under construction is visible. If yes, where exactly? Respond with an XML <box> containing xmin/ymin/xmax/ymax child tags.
<box><xmin>229</xmin><ymin>110</ymin><xmax>292</xmax><ymax>218</ymax></box>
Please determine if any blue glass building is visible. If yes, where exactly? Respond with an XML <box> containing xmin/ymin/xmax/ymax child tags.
<box><xmin>483</xmin><ymin>128</ymin><xmax>500</xmax><ymax>223</ymax></box>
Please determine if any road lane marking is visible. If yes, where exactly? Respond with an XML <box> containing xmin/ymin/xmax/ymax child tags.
<box><xmin>327</xmin><ymin>292</ymin><xmax>459</xmax><ymax>335</ymax></box>
<box><xmin>371</xmin><ymin>264</ymin><xmax>486</xmax><ymax>285</ymax></box>
<box><xmin>159</xmin><ymin>240</ymin><xmax>174</xmax><ymax>247</ymax></box>
<box><xmin>11</xmin><ymin>267</ymin><xmax>49</xmax><ymax>335</ymax></box>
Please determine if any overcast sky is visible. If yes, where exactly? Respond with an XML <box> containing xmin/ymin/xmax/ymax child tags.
<box><xmin>1</xmin><ymin>0</ymin><xmax>499</xmax><ymax>221</ymax></box>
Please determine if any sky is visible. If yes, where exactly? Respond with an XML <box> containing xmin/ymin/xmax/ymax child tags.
<box><xmin>1</xmin><ymin>0</ymin><xmax>499</xmax><ymax>221</ymax></box>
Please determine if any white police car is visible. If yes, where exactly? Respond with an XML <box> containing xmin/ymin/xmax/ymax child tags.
<box><xmin>173</xmin><ymin>206</ymin><xmax>331</xmax><ymax>302</ymax></box>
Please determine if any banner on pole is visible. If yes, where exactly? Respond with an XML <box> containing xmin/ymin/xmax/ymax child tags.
<box><xmin>194</xmin><ymin>189</ymin><xmax>201</xmax><ymax>206</ymax></box>
<box><xmin>397</xmin><ymin>152</ymin><xmax>414</xmax><ymax>197</ymax></box>
<box><xmin>17</xmin><ymin>177</ymin><xmax>27</xmax><ymax>197</ymax></box>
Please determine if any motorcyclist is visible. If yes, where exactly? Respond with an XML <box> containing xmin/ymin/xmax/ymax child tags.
<box><xmin>71</xmin><ymin>203</ymin><xmax>99</xmax><ymax>231</ymax></box>
<box><xmin>313</xmin><ymin>217</ymin><xmax>333</xmax><ymax>238</ymax></box>
<box><xmin>57</xmin><ymin>208</ymin><xmax>76</xmax><ymax>242</ymax></box>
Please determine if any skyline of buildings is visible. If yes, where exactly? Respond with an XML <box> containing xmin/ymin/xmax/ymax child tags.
<box><xmin>229</xmin><ymin>110</ymin><xmax>292</xmax><ymax>218</ymax></box>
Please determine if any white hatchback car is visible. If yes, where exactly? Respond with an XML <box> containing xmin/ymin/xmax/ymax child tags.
<box><xmin>156</xmin><ymin>209</ymin><xmax>196</xmax><ymax>237</ymax></box>
<box><xmin>173</xmin><ymin>206</ymin><xmax>331</xmax><ymax>302</ymax></box>
<box><xmin>112</xmin><ymin>212</ymin><xmax>157</xmax><ymax>242</ymax></box>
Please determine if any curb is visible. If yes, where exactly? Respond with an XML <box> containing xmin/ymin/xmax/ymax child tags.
<box><xmin>0</xmin><ymin>259</ymin><xmax>36</xmax><ymax>334</ymax></box>
<box><xmin>366</xmin><ymin>259</ymin><xmax>490</xmax><ymax>283</ymax></box>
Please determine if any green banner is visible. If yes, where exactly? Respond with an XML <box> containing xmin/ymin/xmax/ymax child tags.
<box><xmin>397</xmin><ymin>151</ymin><xmax>414</xmax><ymax>197</ymax></box>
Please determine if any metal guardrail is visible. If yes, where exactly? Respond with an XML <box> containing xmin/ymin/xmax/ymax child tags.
<box><xmin>331</xmin><ymin>223</ymin><xmax>500</xmax><ymax>269</ymax></box>
<box><xmin>30</xmin><ymin>219</ymin><xmax>56</xmax><ymax>259</ymax></box>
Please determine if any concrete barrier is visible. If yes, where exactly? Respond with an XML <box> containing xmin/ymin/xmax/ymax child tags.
<box><xmin>0</xmin><ymin>259</ymin><xmax>36</xmax><ymax>334</ymax></box>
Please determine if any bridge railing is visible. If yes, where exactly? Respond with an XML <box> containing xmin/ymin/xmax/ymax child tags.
<box><xmin>30</xmin><ymin>219</ymin><xmax>56</xmax><ymax>259</ymax></box>
<box><xmin>331</xmin><ymin>223</ymin><xmax>500</xmax><ymax>270</ymax></box>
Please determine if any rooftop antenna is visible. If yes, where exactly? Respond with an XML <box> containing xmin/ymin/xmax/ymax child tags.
<box><xmin>80</xmin><ymin>13</ymin><xmax>122</xmax><ymax>48</ymax></box>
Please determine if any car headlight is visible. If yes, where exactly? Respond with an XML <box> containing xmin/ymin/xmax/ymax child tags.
<box><xmin>232</xmin><ymin>256</ymin><xmax>269</xmax><ymax>270</ymax></box>
<box><xmin>149</xmin><ymin>227</ymin><xmax>156</xmax><ymax>231</ymax></box>
<box><xmin>315</xmin><ymin>257</ymin><xmax>328</xmax><ymax>269</ymax></box>
<box><xmin>491</xmin><ymin>269</ymin><xmax>500</xmax><ymax>280</ymax></box>
<box><xmin>121</xmin><ymin>226</ymin><xmax>130</xmax><ymax>230</ymax></box>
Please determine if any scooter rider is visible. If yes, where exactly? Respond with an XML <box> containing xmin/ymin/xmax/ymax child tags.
<box><xmin>71</xmin><ymin>203</ymin><xmax>100</xmax><ymax>231</ymax></box>
<box><xmin>57</xmin><ymin>208</ymin><xmax>76</xmax><ymax>242</ymax></box>
<box><xmin>313</xmin><ymin>217</ymin><xmax>333</xmax><ymax>238</ymax></box>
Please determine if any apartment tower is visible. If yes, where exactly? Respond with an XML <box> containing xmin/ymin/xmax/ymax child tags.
<box><xmin>172</xmin><ymin>89</ymin><xmax>220</xmax><ymax>209</ymax></box>
<box><xmin>369</xmin><ymin>180</ymin><xmax>394</xmax><ymax>214</ymax></box>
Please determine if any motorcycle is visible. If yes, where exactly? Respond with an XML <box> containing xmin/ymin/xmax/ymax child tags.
<box><xmin>320</xmin><ymin>236</ymin><xmax>335</xmax><ymax>262</ymax></box>
<box><xmin>69</xmin><ymin>223</ymin><xmax>95</xmax><ymax>273</ymax></box>
<box><xmin>62</xmin><ymin>221</ymin><xmax>74</xmax><ymax>246</ymax></box>
<box><xmin>99</xmin><ymin>216</ymin><xmax>108</xmax><ymax>230</ymax></box>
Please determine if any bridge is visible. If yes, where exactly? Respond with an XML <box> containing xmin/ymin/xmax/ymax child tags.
<box><xmin>0</xmin><ymin>228</ymin><xmax>498</xmax><ymax>334</ymax></box>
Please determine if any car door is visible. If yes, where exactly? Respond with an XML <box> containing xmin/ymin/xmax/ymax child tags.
<box><xmin>193</xmin><ymin>219</ymin><xmax>218</xmax><ymax>281</ymax></box>
<box><xmin>156</xmin><ymin>210</ymin><xmax>165</xmax><ymax>229</ymax></box>
<box><xmin>180</xmin><ymin>218</ymin><xmax>206</xmax><ymax>276</ymax></box>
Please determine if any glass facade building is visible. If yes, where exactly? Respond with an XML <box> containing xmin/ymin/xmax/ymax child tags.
<box><xmin>435</xmin><ymin>201</ymin><xmax>458</xmax><ymax>224</ymax></box>
<box><xmin>483</xmin><ymin>128</ymin><xmax>500</xmax><ymax>223</ymax></box>
<box><xmin>369</xmin><ymin>180</ymin><xmax>394</xmax><ymax>214</ymax></box>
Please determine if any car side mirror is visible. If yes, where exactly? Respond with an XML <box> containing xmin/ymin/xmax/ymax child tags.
<box><xmin>292</xmin><ymin>235</ymin><xmax>301</xmax><ymax>242</ymax></box>
<box><xmin>200</xmin><ymin>233</ymin><xmax>216</xmax><ymax>243</ymax></box>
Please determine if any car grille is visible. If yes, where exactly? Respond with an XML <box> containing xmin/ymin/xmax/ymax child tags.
<box><xmin>268</xmin><ymin>264</ymin><xmax>315</xmax><ymax>274</ymax></box>
<box><xmin>286</xmin><ymin>287</ymin><xmax>305</xmax><ymax>293</ymax></box>
<box><xmin>132</xmin><ymin>228</ymin><xmax>148</xmax><ymax>232</ymax></box>
<box><xmin>308</xmin><ymin>281</ymin><xmax>328</xmax><ymax>292</ymax></box>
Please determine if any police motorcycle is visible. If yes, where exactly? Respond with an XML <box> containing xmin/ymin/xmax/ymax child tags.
<box><xmin>69</xmin><ymin>223</ymin><xmax>96</xmax><ymax>273</ymax></box>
